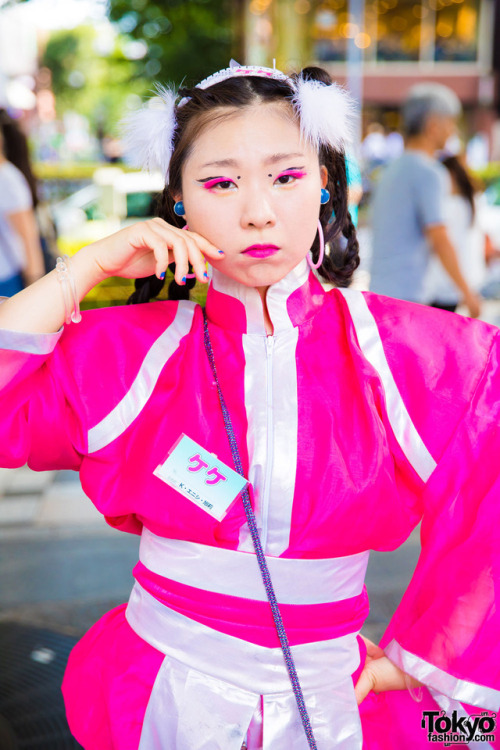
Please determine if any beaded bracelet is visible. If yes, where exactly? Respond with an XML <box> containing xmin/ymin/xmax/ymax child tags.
<box><xmin>55</xmin><ymin>255</ymin><xmax>82</xmax><ymax>324</ymax></box>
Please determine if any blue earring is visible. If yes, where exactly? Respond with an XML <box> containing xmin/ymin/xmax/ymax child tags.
<box><xmin>173</xmin><ymin>200</ymin><xmax>185</xmax><ymax>216</ymax></box>
<box><xmin>320</xmin><ymin>188</ymin><xmax>330</xmax><ymax>205</ymax></box>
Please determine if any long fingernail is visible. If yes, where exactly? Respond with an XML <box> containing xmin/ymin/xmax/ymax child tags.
<box><xmin>159</xmin><ymin>271</ymin><xmax>166</xmax><ymax>280</ymax></box>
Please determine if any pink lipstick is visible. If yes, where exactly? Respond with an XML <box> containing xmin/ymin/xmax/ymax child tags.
<box><xmin>242</xmin><ymin>244</ymin><xmax>280</xmax><ymax>258</ymax></box>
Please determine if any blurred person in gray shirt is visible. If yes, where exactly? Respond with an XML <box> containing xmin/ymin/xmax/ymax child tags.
<box><xmin>369</xmin><ymin>84</ymin><xmax>481</xmax><ymax>318</ymax></box>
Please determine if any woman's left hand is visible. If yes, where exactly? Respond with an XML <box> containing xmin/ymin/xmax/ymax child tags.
<box><xmin>354</xmin><ymin>635</ymin><xmax>423</xmax><ymax>704</ymax></box>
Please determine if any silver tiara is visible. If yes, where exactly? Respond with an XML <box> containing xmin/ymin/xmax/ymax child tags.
<box><xmin>176</xmin><ymin>59</ymin><xmax>290</xmax><ymax>107</ymax></box>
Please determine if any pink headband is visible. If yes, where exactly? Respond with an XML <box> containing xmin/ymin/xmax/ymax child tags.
<box><xmin>176</xmin><ymin>60</ymin><xmax>289</xmax><ymax>108</ymax></box>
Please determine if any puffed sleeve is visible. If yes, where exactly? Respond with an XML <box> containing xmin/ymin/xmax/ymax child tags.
<box><xmin>381</xmin><ymin>328</ymin><xmax>500</xmax><ymax>716</ymax></box>
<box><xmin>0</xmin><ymin>324</ymin><xmax>87</xmax><ymax>470</ymax></box>
<box><xmin>0</xmin><ymin>300</ymin><xmax>181</xmax><ymax>474</ymax></box>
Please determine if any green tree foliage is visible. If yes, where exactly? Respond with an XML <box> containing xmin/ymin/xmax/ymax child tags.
<box><xmin>41</xmin><ymin>25</ymin><xmax>151</xmax><ymax>134</ymax></box>
<box><xmin>38</xmin><ymin>1</ymin><xmax>236</xmax><ymax>139</ymax></box>
<box><xmin>107</xmin><ymin>0</ymin><xmax>235</xmax><ymax>87</ymax></box>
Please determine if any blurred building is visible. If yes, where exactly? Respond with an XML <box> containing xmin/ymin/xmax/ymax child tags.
<box><xmin>241</xmin><ymin>0</ymin><xmax>500</xmax><ymax>155</ymax></box>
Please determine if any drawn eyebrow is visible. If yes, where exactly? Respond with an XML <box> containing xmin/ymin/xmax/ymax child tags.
<box><xmin>265</xmin><ymin>152</ymin><xmax>305</xmax><ymax>165</ymax></box>
<box><xmin>200</xmin><ymin>159</ymin><xmax>239</xmax><ymax>169</ymax></box>
<box><xmin>200</xmin><ymin>152</ymin><xmax>305</xmax><ymax>169</ymax></box>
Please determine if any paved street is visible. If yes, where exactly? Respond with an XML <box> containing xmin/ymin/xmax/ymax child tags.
<box><xmin>0</xmin><ymin>467</ymin><xmax>139</xmax><ymax>636</ymax></box>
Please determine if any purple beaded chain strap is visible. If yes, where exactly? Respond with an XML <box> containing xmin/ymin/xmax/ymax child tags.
<box><xmin>202</xmin><ymin>309</ymin><xmax>319</xmax><ymax>750</ymax></box>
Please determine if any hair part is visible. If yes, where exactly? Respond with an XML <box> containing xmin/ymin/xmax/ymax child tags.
<box><xmin>128</xmin><ymin>68</ymin><xmax>359</xmax><ymax>304</ymax></box>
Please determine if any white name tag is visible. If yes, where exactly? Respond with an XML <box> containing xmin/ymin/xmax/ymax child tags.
<box><xmin>154</xmin><ymin>434</ymin><xmax>248</xmax><ymax>521</ymax></box>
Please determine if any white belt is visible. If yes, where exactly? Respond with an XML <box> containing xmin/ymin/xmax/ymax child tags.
<box><xmin>139</xmin><ymin>527</ymin><xmax>369</xmax><ymax>605</ymax></box>
<box><xmin>127</xmin><ymin>582</ymin><xmax>364</xmax><ymax>750</ymax></box>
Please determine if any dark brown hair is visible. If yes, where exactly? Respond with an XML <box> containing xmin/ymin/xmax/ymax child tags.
<box><xmin>441</xmin><ymin>154</ymin><xmax>476</xmax><ymax>223</ymax></box>
<box><xmin>129</xmin><ymin>67</ymin><xmax>359</xmax><ymax>304</ymax></box>
<box><xmin>0</xmin><ymin>109</ymin><xmax>39</xmax><ymax>208</ymax></box>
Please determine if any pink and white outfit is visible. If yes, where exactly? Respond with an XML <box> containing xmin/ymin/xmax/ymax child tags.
<box><xmin>1</xmin><ymin>258</ymin><xmax>499</xmax><ymax>749</ymax></box>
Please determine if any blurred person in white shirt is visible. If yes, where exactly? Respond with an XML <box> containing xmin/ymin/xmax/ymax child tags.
<box><xmin>0</xmin><ymin>128</ymin><xmax>45</xmax><ymax>296</ymax></box>
<box><xmin>424</xmin><ymin>154</ymin><xmax>486</xmax><ymax>312</ymax></box>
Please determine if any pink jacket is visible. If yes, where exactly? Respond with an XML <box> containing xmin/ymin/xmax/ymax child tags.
<box><xmin>1</xmin><ymin>259</ymin><xmax>499</xmax><ymax>748</ymax></box>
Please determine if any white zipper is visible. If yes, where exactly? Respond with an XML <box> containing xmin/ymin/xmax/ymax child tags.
<box><xmin>260</xmin><ymin>334</ymin><xmax>274</xmax><ymax>550</ymax></box>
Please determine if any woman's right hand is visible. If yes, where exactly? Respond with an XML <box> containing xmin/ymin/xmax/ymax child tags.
<box><xmin>87</xmin><ymin>217</ymin><xmax>222</xmax><ymax>286</ymax></box>
<box><xmin>0</xmin><ymin>218</ymin><xmax>222</xmax><ymax>336</ymax></box>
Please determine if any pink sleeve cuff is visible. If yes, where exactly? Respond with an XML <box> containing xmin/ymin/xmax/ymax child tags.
<box><xmin>385</xmin><ymin>639</ymin><xmax>500</xmax><ymax>712</ymax></box>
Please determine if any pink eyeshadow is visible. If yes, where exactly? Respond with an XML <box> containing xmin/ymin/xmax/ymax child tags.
<box><xmin>278</xmin><ymin>170</ymin><xmax>307</xmax><ymax>179</ymax></box>
<box><xmin>202</xmin><ymin>178</ymin><xmax>232</xmax><ymax>190</ymax></box>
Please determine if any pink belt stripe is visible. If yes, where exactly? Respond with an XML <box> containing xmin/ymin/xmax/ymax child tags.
<box><xmin>133</xmin><ymin>530</ymin><xmax>370</xmax><ymax>648</ymax></box>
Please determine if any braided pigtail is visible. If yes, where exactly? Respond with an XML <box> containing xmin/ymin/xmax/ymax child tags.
<box><xmin>293</xmin><ymin>66</ymin><xmax>360</xmax><ymax>288</ymax></box>
<box><xmin>306</xmin><ymin>148</ymin><xmax>359</xmax><ymax>288</ymax></box>
<box><xmin>127</xmin><ymin>185</ymin><xmax>196</xmax><ymax>304</ymax></box>
<box><xmin>127</xmin><ymin>274</ymin><xmax>165</xmax><ymax>305</ymax></box>
<box><xmin>333</xmin><ymin>208</ymin><xmax>360</xmax><ymax>288</ymax></box>
<box><xmin>320</xmin><ymin>149</ymin><xmax>360</xmax><ymax>288</ymax></box>
<box><xmin>159</xmin><ymin>184</ymin><xmax>196</xmax><ymax>300</ymax></box>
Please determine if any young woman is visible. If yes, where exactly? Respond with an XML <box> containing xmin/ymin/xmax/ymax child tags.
<box><xmin>0</xmin><ymin>128</ymin><xmax>45</xmax><ymax>296</ymax></box>
<box><xmin>0</xmin><ymin>64</ymin><xmax>499</xmax><ymax>750</ymax></box>
<box><xmin>424</xmin><ymin>154</ymin><xmax>487</xmax><ymax>312</ymax></box>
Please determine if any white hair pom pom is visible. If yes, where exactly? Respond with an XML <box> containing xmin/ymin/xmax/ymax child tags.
<box><xmin>292</xmin><ymin>77</ymin><xmax>356</xmax><ymax>152</ymax></box>
<box><xmin>121</xmin><ymin>85</ymin><xmax>177</xmax><ymax>178</ymax></box>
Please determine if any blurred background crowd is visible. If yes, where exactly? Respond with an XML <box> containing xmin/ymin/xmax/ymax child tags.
<box><xmin>1</xmin><ymin>0</ymin><xmax>500</xmax><ymax>311</ymax></box>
